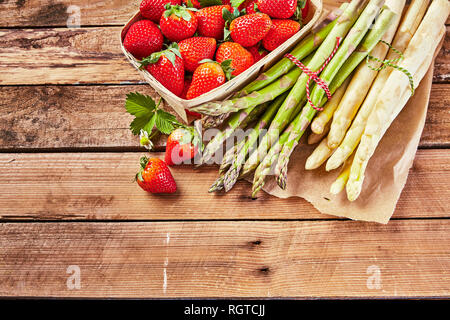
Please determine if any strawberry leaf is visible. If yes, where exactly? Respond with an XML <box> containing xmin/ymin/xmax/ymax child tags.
<box><xmin>126</xmin><ymin>93</ymin><xmax>187</xmax><ymax>137</ymax></box>
<box><xmin>126</xmin><ymin>92</ymin><xmax>156</xmax><ymax>118</ymax></box>
<box><xmin>155</xmin><ymin>109</ymin><xmax>177</xmax><ymax>134</ymax></box>
<box><xmin>199</xmin><ymin>0</ymin><xmax>223</xmax><ymax>7</ymax></box>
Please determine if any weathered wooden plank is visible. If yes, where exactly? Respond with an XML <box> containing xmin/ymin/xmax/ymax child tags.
<box><xmin>0</xmin><ymin>84</ymin><xmax>448</xmax><ymax>150</ymax></box>
<box><xmin>434</xmin><ymin>26</ymin><xmax>450</xmax><ymax>83</ymax></box>
<box><xmin>0</xmin><ymin>85</ymin><xmax>176</xmax><ymax>151</ymax></box>
<box><xmin>421</xmin><ymin>83</ymin><xmax>450</xmax><ymax>147</ymax></box>
<box><xmin>0</xmin><ymin>27</ymin><xmax>141</xmax><ymax>85</ymax></box>
<box><xmin>0</xmin><ymin>220</ymin><xmax>449</xmax><ymax>298</ymax></box>
<box><xmin>0</xmin><ymin>150</ymin><xmax>448</xmax><ymax>221</ymax></box>
<box><xmin>1</xmin><ymin>0</ymin><xmax>447</xmax><ymax>27</ymax></box>
<box><xmin>0</xmin><ymin>0</ymin><xmax>138</xmax><ymax>27</ymax></box>
<box><xmin>0</xmin><ymin>27</ymin><xmax>448</xmax><ymax>85</ymax></box>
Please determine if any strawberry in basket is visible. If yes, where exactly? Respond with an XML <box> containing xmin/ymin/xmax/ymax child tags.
<box><xmin>123</xmin><ymin>20</ymin><xmax>163</xmax><ymax>60</ymax></box>
<box><xmin>123</xmin><ymin>0</ymin><xmax>311</xmax><ymax>101</ymax></box>
<box><xmin>141</xmin><ymin>44</ymin><xmax>185</xmax><ymax>97</ymax></box>
<box><xmin>160</xmin><ymin>5</ymin><xmax>198</xmax><ymax>42</ymax></box>
<box><xmin>140</xmin><ymin>0</ymin><xmax>182</xmax><ymax>22</ymax></box>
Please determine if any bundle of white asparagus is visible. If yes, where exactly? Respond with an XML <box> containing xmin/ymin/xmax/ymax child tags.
<box><xmin>305</xmin><ymin>0</ymin><xmax>449</xmax><ymax>201</ymax></box>
<box><xmin>189</xmin><ymin>0</ymin><xmax>449</xmax><ymax>202</ymax></box>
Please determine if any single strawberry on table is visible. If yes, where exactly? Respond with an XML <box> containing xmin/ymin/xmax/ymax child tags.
<box><xmin>216</xmin><ymin>42</ymin><xmax>253</xmax><ymax>76</ymax></box>
<box><xmin>123</xmin><ymin>20</ymin><xmax>163</xmax><ymax>60</ymax></box>
<box><xmin>262</xmin><ymin>19</ymin><xmax>300</xmax><ymax>51</ymax></box>
<box><xmin>257</xmin><ymin>0</ymin><xmax>297</xmax><ymax>19</ymax></box>
<box><xmin>140</xmin><ymin>0</ymin><xmax>181</xmax><ymax>22</ymax></box>
<box><xmin>141</xmin><ymin>44</ymin><xmax>185</xmax><ymax>97</ymax></box>
<box><xmin>160</xmin><ymin>4</ymin><xmax>198</xmax><ymax>42</ymax></box>
<box><xmin>178</xmin><ymin>37</ymin><xmax>217</xmax><ymax>73</ymax></box>
<box><xmin>246</xmin><ymin>43</ymin><xmax>268</xmax><ymax>63</ymax></box>
<box><xmin>196</xmin><ymin>4</ymin><xmax>232</xmax><ymax>39</ymax></box>
<box><xmin>165</xmin><ymin>128</ymin><xmax>199</xmax><ymax>165</ymax></box>
<box><xmin>136</xmin><ymin>156</ymin><xmax>177</xmax><ymax>194</ymax></box>
<box><xmin>186</xmin><ymin>60</ymin><xmax>233</xmax><ymax>99</ymax></box>
<box><xmin>229</xmin><ymin>13</ymin><xmax>272</xmax><ymax>47</ymax></box>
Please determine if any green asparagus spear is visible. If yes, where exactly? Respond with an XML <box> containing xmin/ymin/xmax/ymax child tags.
<box><xmin>209</xmin><ymin>175</ymin><xmax>224</xmax><ymax>193</ymax></box>
<box><xmin>190</xmin><ymin>54</ymin><xmax>313</xmax><ymax>116</ymax></box>
<box><xmin>274</xmin><ymin>4</ymin><xmax>395</xmax><ymax>192</ymax></box>
<box><xmin>201</xmin><ymin>102</ymin><xmax>268</xmax><ymax>164</ymax></box>
<box><xmin>238</xmin><ymin>5</ymin><xmax>347</xmax><ymax>96</ymax></box>
<box><xmin>222</xmin><ymin>93</ymin><xmax>288</xmax><ymax>192</ymax></box>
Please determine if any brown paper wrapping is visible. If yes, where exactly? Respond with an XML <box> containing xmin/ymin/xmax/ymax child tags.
<box><xmin>258</xmin><ymin>41</ymin><xmax>443</xmax><ymax>224</ymax></box>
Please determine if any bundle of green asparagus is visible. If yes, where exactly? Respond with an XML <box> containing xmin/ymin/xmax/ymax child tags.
<box><xmin>188</xmin><ymin>0</ymin><xmax>449</xmax><ymax>201</ymax></box>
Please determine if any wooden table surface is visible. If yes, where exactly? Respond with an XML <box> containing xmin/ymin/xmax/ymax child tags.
<box><xmin>0</xmin><ymin>0</ymin><xmax>449</xmax><ymax>298</ymax></box>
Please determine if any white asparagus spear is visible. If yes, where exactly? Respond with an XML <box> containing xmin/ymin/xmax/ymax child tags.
<box><xmin>330</xmin><ymin>152</ymin><xmax>356</xmax><ymax>195</ymax></box>
<box><xmin>346</xmin><ymin>0</ymin><xmax>449</xmax><ymax>201</ymax></box>
<box><xmin>326</xmin><ymin>0</ymin><xmax>431</xmax><ymax>171</ymax></box>
<box><xmin>326</xmin><ymin>0</ymin><xmax>406</xmax><ymax>150</ymax></box>
<box><xmin>305</xmin><ymin>137</ymin><xmax>334</xmax><ymax>170</ymax></box>
<box><xmin>308</xmin><ymin>121</ymin><xmax>331</xmax><ymax>145</ymax></box>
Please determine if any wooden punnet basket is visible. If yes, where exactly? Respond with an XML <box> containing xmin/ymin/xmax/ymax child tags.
<box><xmin>121</xmin><ymin>0</ymin><xmax>323</xmax><ymax>122</ymax></box>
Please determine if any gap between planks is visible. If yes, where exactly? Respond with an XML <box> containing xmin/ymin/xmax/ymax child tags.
<box><xmin>0</xmin><ymin>150</ymin><xmax>448</xmax><ymax>221</ymax></box>
<box><xmin>0</xmin><ymin>220</ymin><xmax>449</xmax><ymax>298</ymax></box>
<box><xmin>0</xmin><ymin>84</ymin><xmax>449</xmax><ymax>150</ymax></box>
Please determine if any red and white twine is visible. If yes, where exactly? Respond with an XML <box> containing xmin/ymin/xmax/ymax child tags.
<box><xmin>284</xmin><ymin>37</ymin><xmax>342</xmax><ymax>111</ymax></box>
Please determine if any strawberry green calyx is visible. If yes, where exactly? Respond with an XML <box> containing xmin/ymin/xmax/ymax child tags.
<box><xmin>230</xmin><ymin>0</ymin><xmax>245</xmax><ymax>7</ymax></box>
<box><xmin>140</xmin><ymin>43</ymin><xmax>182</xmax><ymax>68</ymax></box>
<box><xmin>164</xmin><ymin>4</ymin><xmax>197</xmax><ymax>21</ymax></box>
<box><xmin>294</xmin><ymin>0</ymin><xmax>307</xmax><ymax>23</ymax></box>
<box><xmin>223</xmin><ymin>6</ymin><xmax>241</xmax><ymax>41</ymax></box>
<box><xmin>198</xmin><ymin>58</ymin><xmax>234</xmax><ymax>80</ymax></box>
<box><xmin>199</xmin><ymin>0</ymin><xmax>223</xmax><ymax>7</ymax></box>
<box><xmin>136</xmin><ymin>156</ymin><xmax>150</xmax><ymax>182</ymax></box>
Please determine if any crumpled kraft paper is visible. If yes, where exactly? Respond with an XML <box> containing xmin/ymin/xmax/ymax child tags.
<box><xmin>256</xmin><ymin>39</ymin><xmax>443</xmax><ymax>224</ymax></box>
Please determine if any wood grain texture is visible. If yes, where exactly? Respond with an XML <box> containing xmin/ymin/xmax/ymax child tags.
<box><xmin>0</xmin><ymin>27</ymin><xmax>141</xmax><ymax>85</ymax></box>
<box><xmin>0</xmin><ymin>0</ymin><xmax>138</xmax><ymax>27</ymax></box>
<box><xmin>0</xmin><ymin>26</ymin><xmax>448</xmax><ymax>85</ymax></box>
<box><xmin>0</xmin><ymin>84</ymin><xmax>448</xmax><ymax>150</ymax></box>
<box><xmin>1</xmin><ymin>0</ymin><xmax>447</xmax><ymax>28</ymax></box>
<box><xmin>0</xmin><ymin>150</ymin><xmax>448</xmax><ymax>221</ymax></box>
<box><xmin>1</xmin><ymin>220</ymin><xmax>449</xmax><ymax>298</ymax></box>
<box><xmin>0</xmin><ymin>85</ymin><xmax>187</xmax><ymax>151</ymax></box>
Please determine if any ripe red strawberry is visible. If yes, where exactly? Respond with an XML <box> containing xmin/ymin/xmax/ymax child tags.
<box><xmin>160</xmin><ymin>5</ymin><xmax>198</xmax><ymax>42</ymax></box>
<box><xmin>196</xmin><ymin>5</ymin><xmax>232</xmax><ymax>39</ymax></box>
<box><xmin>165</xmin><ymin>128</ymin><xmax>199</xmax><ymax>165</ymax></box>
<box><xmin>140</xmin><ymin>0</ymin><xmax>181</xmax><ymax>22</ymax></box>
<box><xmin>136</xmin><ymin>157</ymin><xmax>177</xmax><ymax>194</ymax></box>
<box><xmin>247</xmin><ymin>43</ymin><xmax>268</xmax><ymax>63</ymax></box>
<box><xmin>178</xmin><ymin>37</ymin><xmax>217</xmax><ymax>72</ymax></box>
<box><xmin>182</xmin><ymin>0</ymin><xmax>201</xmax><ymax>8</ymax></box>
<box><xmin>262</xmin><ymin>19</ymin><xmax>300</xmax><ymax>51</ymax></box>
<box><xmin>181</xmin><ymin>80</ymin><xmax>202</xmax><ymax>116</ymax></box>
<box><xmin>186</xmin><ymin>60</ymin><xmax>232</xmax><ymax>99</ymax></box>
<box><xmin>123</xmin><ymin>20</ymin><xmax>164</xmax><ymax>60</ymax></box>
<box><xmin>142</xmin><ymin>45</ymin><xmax>185</xmax><ymax>96</ymax></box>
<box><xmin>216</xmin><ymin>42</ymin><xmax>254</xmax><ymax>76</ymax></box>
<box><xmin>257</xmin><ymin>0</ymin><xmax>297</xmax><ymax>19</ymax></box>
<box><xmin>238</xmin><ymin>0</ymin><xmax>258</xmax><ymax>14</ymax></box>
<box><xmin>229</xmin><ymin>13</ymin><xmax>272</xmax><ymax>47</ymax></box>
